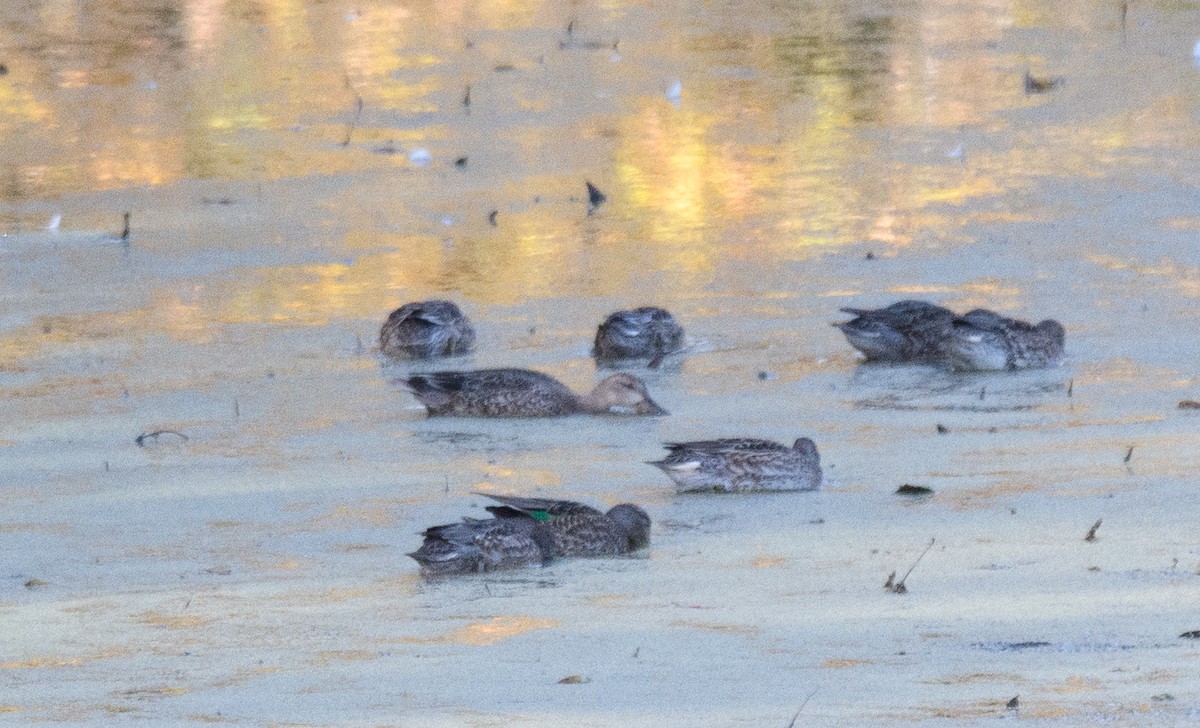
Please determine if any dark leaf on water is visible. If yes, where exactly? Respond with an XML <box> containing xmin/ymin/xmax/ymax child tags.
<box><xmin>896</xmin><ymin>484</ymin><xmax>934</xmax><ymax>497</ymax></box>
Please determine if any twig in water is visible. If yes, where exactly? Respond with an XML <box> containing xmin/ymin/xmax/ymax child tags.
<box><xmin>135</xmin><ymin>430</ymin><xmax>189</xmax><ymax>447</ymax></box>
<box><xmin>885</xmin><ymin>538</ymin><xmax>935</xmax><ymax>593</ymax></box>
<box><xmin>1084</xmin><ymin>519</ymin><xmax>1102</xmax><ymax>542</ymax></box>
<box><xmin>1124</xmin><ymin>446</ymin><xmax>1134</xmax><ymax>463</ymax></box>
<box><xmin>979</xmin><ymin>386</ymin><xmax>986</xmax><ymax>401</ymax></box>
<box><xmin>119</xmin><ymin>212</ymin><xmax>131</xmax><ymax>243</ymax></box>
<box><xmin>785</xmin><ymin>688</ymin><xmax>820</xmax><ymax>727</ymax></box>
<box><xmin>1067</xmin><ymin>378</ymin><xmax>1074</xmax><ymax>397</ymax></box>
<box><xmin>341</xmin><ymin>75</ymin><xmax>364</xmax><ymax>147</ymax></box>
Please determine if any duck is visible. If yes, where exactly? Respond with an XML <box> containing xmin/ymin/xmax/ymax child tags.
<box><xmin>944</xmin><ymin>310</ymin><xmax>1066</xmax><ymax>371</ymax></box>
<box><xmin>480</xmin><ymin>493</ymin><xmax>651</xmax><ymax>556</ymax></box>
<box><xmin>648</xmin><ymin>437</ymin><xmax>822</xmax><ymax>492</ymax></box>
<box><xmin>834</xmin><ymin>300</ymin><xmax>956</xmax><ymax>363</ymax></box>
<box><xmin>408</xmin><ymin>516</ymin><xmax>556</xmax><ymax>576</ymax></box>
<box><xmin>404</xmin><ymin>368</ymin><xmax>668</xmax><ymax>417</ymax></box>
<box><xmin>379</xmin><ymin>300</ymin><xmax>475</xmax><ymax>359</ymax></box>
<box><xmin>593</xmin><ymin>307</ymin><xmax>686</xmax><ymax>364</ymax></box>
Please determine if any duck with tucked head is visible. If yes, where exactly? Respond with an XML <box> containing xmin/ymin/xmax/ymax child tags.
<box><xmin>379</xmin><ymin>300</ymin><xmax>475</xmax><ymax>359</ymax></box>
<box><xmin>480</xmin><ymin>493</ymin><xmax>651</xmax><ymax>556</ymax></box>
<box><xmin>945</xmin><ymin>310</ymin><xmax>1065</xmax><ymax>371</ymax></box>
<box><xmin>834</xmin><ymin>300</ymin><xmax>955</xmax><ymax>363</ymax></box>
<box><xmin>404</xmin><ymin>368</ymin><xmax>668</xmax><ymax>417</ymax></box>
<box><xmin>648</xmin><ymin>437</ymin><xmax>822</xmax><ymax>493</ymax></box>
<box><xmin>593</xmin><ymin>306</ymin><xmax>687</xmax><ymax>365</ymax></box>
<box><xmin>408</xmin><ymin>516</ymin><xmax>556</xmax><ymax>576</ymax></box>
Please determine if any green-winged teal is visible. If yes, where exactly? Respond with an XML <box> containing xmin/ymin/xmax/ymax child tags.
<box><xmin>649</xmin><ymin>437</ymin><xmax>822</xmax><ymax>492</ymax></box>
<box><xmin>945</xmin><ymin>310</ymin><xmax>1065</xmax><ymax>370</ymax></box>
<box><xmin>380</xmin><ymin>300</ymin><xmax>475</xmax><ymax>359</ymax></box>
<box><xmin>481</xmin><ymin>493</ymin><xmax>651</xmax><ymax>556</ymax></box>
<box><xmin>408</xmin><ymin>516</ymin><xmax>555</xmax><ymax>576</ymax></box>
<box><xmin>834</xmin><ymin>300</ymin><xmax>956</xmax><ymax>363</ymax></box>
<box><xmin>593</xmin><ymin>307</ymin><xmax>686</xmax><ymax>364</ymax></box>
<box><xmin>404</xmin><ymin>368</ymin><xmax>668</xmax><ymax>417</ymax></box>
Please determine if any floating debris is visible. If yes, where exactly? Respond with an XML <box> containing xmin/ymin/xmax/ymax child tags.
<box><xmin>487</xmin><ymin>210</ymin><xmax>498</xmax><ymax>227</ymax></box>
<box><xmin>1152</xmin><ymin>694</ymin><xmax>1175</xmax><ymax>702</ymax></box>
<box><xmin>586</xmin><ymin>180</ymin><xmax>607</xmax><ymax>214</ymax></box>
<box><xmin>408</xmin><ymin>148</ymin><xmax>432</xmax><ymax>166</ymax></box>
<box><xmin>973</xmin><ymin>641</ymin><xmax>1051</xmax><ymax>651</ymax></box>
<box><xmin>24</xmin><ymin>578</ymin><xmax>48</xmax><ymax>589</ymax></box>
<box><xmin>463</xmin><ymin>84</ymin><xmax>471</xmax><ymax>110</ymax></box>
<box><xmin>1180</xmin><ymin>630</ymin><xmax>1200</xmax><ymax>639</ymax></box>
<box><xmin>135</xmin><ymin>430</ymin><xmax>189</xmax><ymax>447</ymax></box>
<box><xmin>1084</xmin><ymin>519</ymin><xmax>1102</xmax><ymax>542</ymax></box>
<box><xmin>896</xmin><ymin>484</ymin><xmax>934</xmax><ymax>497</ymax></box>
<box><xmin>454</xmin><ymin>156</ymin><xmax>468</xmax><ymax>168</ymax></box>
<box><xmin>372</xmin><ymin>141</ymin><xmax>399</xmax><ymax>155</ymax></box>
<box><xmin>119</xmin><ymin>212</ymin><xmax>130</xmax><ymax>243</ymax></box>
<box><xmin>1006</xmin><ymin>695</ymin><xmax>1019</xmax><ymax>710</ymax></box>
<box><xmin>1024</xmin><ymin>71</ymin><xmax>1061</xmax><ymax>94</ymax></box>
<box><xmin>936</xmin><ymin>423</ymin><xmax>949</xmax><ymax>434</ymax></box>
<box><xmin>557</xmin><ymin>675</ymin><xmax>591</xmax><ymax>684</ymax></box>
<box><xmin>864</xmin><ymin>251</ymin><xmax>876</xmax><ymax>260</ymax></box>
<box><xmin>757</xmin><ymin>371</ymin><xmax>778</xmax><ymax>381</ymax></box>
<box><xmin>1067</xmin><ymin>378</ymin><xmax>1074</xmax><ymax>397</ymax></box>
<box><xmin>341</xmin><ymin>76</ymin><xmax>363</xmax><ymax>146</ymax></box>
<box><xmin>1124</xmin><ymin>446</ymin><xmax>1134</xmax><ymax>463</ymax></box>
<box><xmin>1179</xmin><ymin>400</ymin><xmax>1200</xmax><ymax>410</ymax></box>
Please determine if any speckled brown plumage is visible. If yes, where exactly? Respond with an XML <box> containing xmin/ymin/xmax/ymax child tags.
<box><xmin>480</xmin><ymin>493</ymin><xmax>651</xmax><ymax>556</ymax></box>
<box><xmin>379</xmin><ymin>300</ymin><xmax>475</xmax><ymax>359</ymax></box>
<box><xmin>408</xmin><ymin>516</ymin><xmax>555</xmax><ymax>576</ymax></box>
<box><xmin>404</xmin><ymin>368</ymin><xmax>667</xmax><ymax>417</ymax></box>
<box><xmin>649</xmin><ymin>437</ymin><xmax>822</xmax><ymax>492</ymax></box>
<box><xmin>593</xmin><ymin>307</ymin><xmax>686</xmax><ymax>363</ymax></box>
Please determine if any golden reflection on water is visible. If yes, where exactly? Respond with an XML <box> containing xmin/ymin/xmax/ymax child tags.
<box><xmin>1</xmin><ymin>0</ymin><xmax>1198</xmax><ymax>351</ymax></box>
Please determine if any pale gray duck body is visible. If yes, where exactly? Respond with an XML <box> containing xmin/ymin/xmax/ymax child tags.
<box><xmin>945</xmin><ymin>309</ymin><xmax>1066</xmax><ymax>370</ymax></box>
<box><xmin>648</xmin><ymin>437</ymin><xmax>822</xmax><ymax>492</ymax></box>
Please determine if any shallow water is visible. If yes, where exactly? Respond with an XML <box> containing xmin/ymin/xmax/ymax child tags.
<box><xmin>3</xmin><ymin>0</ymin><xmax>1200</xmax><ymax>724</ymax></box>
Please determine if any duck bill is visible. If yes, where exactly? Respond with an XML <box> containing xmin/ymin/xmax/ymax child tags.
<box><xmin>634</xmin><ymin>398</ymin><xmax>669</xmax><ymax>416</ymax></box>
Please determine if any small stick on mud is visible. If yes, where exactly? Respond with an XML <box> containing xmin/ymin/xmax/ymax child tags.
<box><xmin>885</xmin><ymin>538</ymin><xmax>935</xmax><ymax>594</ymax></box>
<box><xmin>135</xmin><ymin>430</ymin><xmax>189</xmax><ymax>447</ymax></box>
<box><xmin>1123</xmin><ymin>446</ymin><xmax>1134</xmax><ymax>463</ymax></box>
<box><xmin>785</xmin><ymin>688</ymin><xmax>819</xmax><ymax>727</ymax></box>
<box><xmin>341</xmin><ymin>75</ymin><xmax>364</xmax><ymax>147</ymax></box>
<box><xmin>1084</xmin><ymin>519</ymin><xmax>1102</xmax><ymax>542</ymax></box>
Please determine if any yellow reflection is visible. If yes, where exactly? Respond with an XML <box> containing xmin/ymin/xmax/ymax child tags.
<box><xmin>407</xmin><ymin>616</ymin><xmax>559</xmax><ymax>646</ymax></box>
